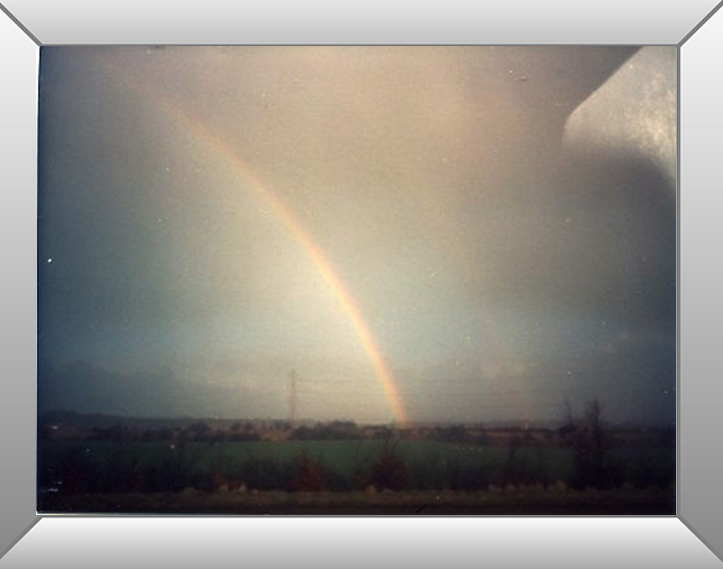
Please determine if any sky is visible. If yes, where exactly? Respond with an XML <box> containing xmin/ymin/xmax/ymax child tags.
<box><xmin>37</xmin><ymin>46</ymin><xmax>676</xmax><ymax>426</ymax></box>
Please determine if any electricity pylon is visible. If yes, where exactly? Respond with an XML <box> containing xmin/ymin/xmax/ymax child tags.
<box><xmin>288</xmin><ymin>369</ymin><xmax>298</xmax><ymax>427</ymax></box>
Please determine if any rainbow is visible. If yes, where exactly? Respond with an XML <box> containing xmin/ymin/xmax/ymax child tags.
<box><xmin>146</xmin><ymin>90</ymin><xmax>408</xmax><ymax>425</ymax></box>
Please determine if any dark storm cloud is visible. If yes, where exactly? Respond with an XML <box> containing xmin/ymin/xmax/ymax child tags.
<box><xmin>457</xmin><ymin>148</ymin><xmax>676</xmax><ymax>331</ymax></box>
<box><xmin>38</xmin><ymin>49</ymin><xmax>175</xmax><ymax>344</ymax></box>
<box><xmin>38</xmin><ymin>362</ymin><xmax>187</xmax><ymax>417</ymax></box>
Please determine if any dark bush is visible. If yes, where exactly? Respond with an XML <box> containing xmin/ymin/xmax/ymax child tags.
<box><xmin>366</xmin><ymin>442</ymin><xmax>411</xmax><ymax>491</ymax></box>
<box><xmin>287</xmin><ymin>452</ymin><xmax>327</xmax><ymax>492</ymax></box>
<box><xmin>407</xmin><ymin>455</ymin><xmax>448</xmax><ymax>491</ymax></box>
<box><xmin>239</xmin><ymin>458</ymin><xmax>287</xmax><ymax>491</ymax></box>
<box><xmin>56</xmin><ymin>445</ymin><xmax>101</xmax><ymax>493</ymax></box>
<box><xmin>447</xmin><ymin>461</ymin><xmax>490</xmax><ymax>491</ymax></box>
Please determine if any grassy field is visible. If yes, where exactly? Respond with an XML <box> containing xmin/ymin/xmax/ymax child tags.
<box><xmin>38</xmin><ymin>439</ymin><xmax>674</xmax><ymax>492</ymax></box>
<box><xmin>37</xmin><ymin>438</ymin><xmax>675</xmax><ymax>514</ymax></box>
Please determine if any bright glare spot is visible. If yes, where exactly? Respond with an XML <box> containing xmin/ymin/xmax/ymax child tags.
<box><xmin>47</xmin><ymin>258</ymin><xmax>53</xmax><ymax>263</ymax></box>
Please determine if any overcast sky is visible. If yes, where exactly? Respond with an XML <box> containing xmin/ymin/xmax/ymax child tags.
<box><xmin>37</xmin><ymin>46</ymin><xmax>676</xmax><ymax>425</ymax></box>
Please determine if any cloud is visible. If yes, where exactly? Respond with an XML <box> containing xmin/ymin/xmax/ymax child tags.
<box><xmin>37</xmin><ymin>47</ymin><xmax>674</xmax><ymax>425</ymax></box>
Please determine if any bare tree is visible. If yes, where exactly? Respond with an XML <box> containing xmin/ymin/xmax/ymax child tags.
<box><xmin>569</xmin><ymin>398</ymin><xmax>611</xmax><ymax>489</ymax></box>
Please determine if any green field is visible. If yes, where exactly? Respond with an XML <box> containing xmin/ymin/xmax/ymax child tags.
<box><xmin>38</xmin><ymin>438</ymin><xmax>675</xmax><ymax>495</ymax></box>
